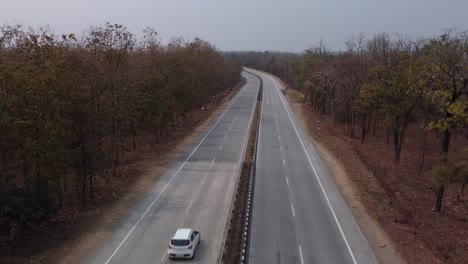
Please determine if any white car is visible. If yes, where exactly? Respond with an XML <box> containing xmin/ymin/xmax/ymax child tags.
<box><xmin>167</xmin><ymin>228</ymin><xmax>201</xmax><ymax>259</ymax></box>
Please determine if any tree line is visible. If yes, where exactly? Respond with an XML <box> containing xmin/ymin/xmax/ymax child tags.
<box><xmin>228</xmin><ymin>30</ymin><xmax>468</xmax><ymax>212</ymax></box>
<box><xmin>0</xmin><ymin>23</ymin><xmax>241</xmax><ymax>244</ymax></box>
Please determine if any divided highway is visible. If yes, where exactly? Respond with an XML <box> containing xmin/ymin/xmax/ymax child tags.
<box><xmin>247</xmin><ymin>69</ymin><xmax>377</xmax><ymax>264</ymax></box>
<box><xmin>82</xmin><ymin>72</ymin><xmax>259</xmax><ymax>264</ymax></box>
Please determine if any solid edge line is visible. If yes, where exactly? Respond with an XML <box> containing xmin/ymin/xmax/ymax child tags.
<box><xmin>103</xmin><ymin>80</ymin><xmax>249</xmax><ymax>264</ymax></box>
<box><xmin>267</xmin><ymin>74</ymin><xmax>359</xmax><ymax>264</ymax></box>
<box><xmin>201</xmin><ymin>174</ymin><xmax>207</xmax><ymax>185</ymax></box>
<box><xmin>186</xmin><ymin>200</ymin><xmax>194</xmax><ymax>214</ymax></box>
<box><xmin>299</xmin><ymin>245</ymin><xmax>304</xmax><ymax>264</ymax></box>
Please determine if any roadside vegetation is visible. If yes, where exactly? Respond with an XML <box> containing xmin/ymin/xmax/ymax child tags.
<box><xmin>0</xmin><ymin>22</ymin><xmax>241</xmax><ymax>255</ymax></box>
<box><xmin>227</xmin><ymin>29</ymin><xmax>468</xmax><ymax>263</ymax></box>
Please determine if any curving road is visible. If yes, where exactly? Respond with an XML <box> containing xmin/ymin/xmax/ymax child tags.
<box><xmin>247</xmin><ymin>69</ymin><xmax>377</xmax><ymax>264</ymax></box>
<box><xmin>81</xmin><ymin>72</ymin><xmax>259</xmax><ymax>264</ymax></box>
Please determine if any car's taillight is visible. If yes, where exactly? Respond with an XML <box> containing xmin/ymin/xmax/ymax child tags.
<box><xmin>188</xmin><ymin>244</ymin><xmax>193</xmax><ymax>249</ymax></box>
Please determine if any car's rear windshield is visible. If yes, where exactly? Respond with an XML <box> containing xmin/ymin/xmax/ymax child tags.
<box><xmin>171</xmin><ymin>239</ymin><xmax>190</xmax><ymax>246</ymax></box>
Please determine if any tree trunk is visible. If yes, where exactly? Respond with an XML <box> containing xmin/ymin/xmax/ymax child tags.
<box><xmin>89</xmin><ymin>172</ymin><xmax>93</xmax><ymax>199</ymax></box>
<box><xmin>435</xmin><ymin>129</ymin><xmax>450</xmax><ymax>212</ymax></box>
<box><xmin>131</xmin><ymin>119</ymin><xmax>136</xmax><ymax>151</ymax></box>
<box><xmin>386</xmin><ymin>127</ymin><xmax>390</xmax><ymax>144</ymax></box>
<box><xmin>367</xmin><ymin>111</ymin><xmax>372</xmax><ymax>132</ymax></box>
<box><xmin>81</xmin><ymin>174</ymin><xmax>87</xmax><ymax>203</ymax></box>
<box><xmin>22</xmin><ymin>152</ymin><xmax>28</xmax><ymax>183</ymax></box>
<box><xmin>1</xmin><ymin>150</ymin><xmax>7</xmax><ymax>182</ymax></box>
<box><xmin>418</xmin><ymin>130</ymin><xmax>428</xmax><ymax>175</ymax></box>
<box><xmin>435</xmin><ymin>185</ymin><xmax>445</xmax><ymax>212</ymax></box>
<box><xmin>393</xmin><ymin>128</ymin><xmax>401</xmax><ymax>163</ymax></box>
<box><xmin>373</xmin><ymin>113</ymin><xmax>378</xmax><ymax>136</ymax></box>
<box><xmin>442</xmin><ymin>129</ymin><xmax>450</xmax><ymax>162</ymax></box>
<box><xmin>360</xmin><ymin>115</ymin><xmax>367</xmax><ymax>144</ymax></box>
<box><xmin>111</xmin><ymin>88</ymin><xmax>117</xmax><ymax>177</ymax></box>
<box><xmin>331</xmin><ymin>101</ymin><xmax>335</xmax><ymax>125</ymax></box>
<box><xmin>171</xmin><ymin>112</ymin><xmax>175</xmax><ymax>130</ymax></box>
<box><xmin>462</xmin><ymin>179</ymin><xmax>468</xmax><ymax>195</ymax></box>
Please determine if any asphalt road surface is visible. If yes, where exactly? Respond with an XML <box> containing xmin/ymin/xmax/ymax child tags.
<box><xmin>82</xmin><ymin>72</ymin><xmax>259</xmax><ymax>264</ymax></box>
<box><xmin>247</xmin><ymin>69</ymin><xmax>378</xmax><ymax>264</ymax></box>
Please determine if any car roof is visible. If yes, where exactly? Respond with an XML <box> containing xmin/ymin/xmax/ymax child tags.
<box><xmin>172</xmin><ymin>228</ymin><xmax>192</xmax><ymax>239</ymax></box>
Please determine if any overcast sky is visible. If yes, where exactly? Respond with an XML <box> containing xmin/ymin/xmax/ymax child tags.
<box><xmin>1</xmin><ymin>0</ymin><xmax>468</xmax><ymax>52</ymax></box>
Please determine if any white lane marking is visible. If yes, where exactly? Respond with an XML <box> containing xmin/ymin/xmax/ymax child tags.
<box><xmin>219</xmin><ymin>145</ymin><xmax>223</xmax><ymax>150</ymax></box>
<box><xmin>278</xmin><ymin>135</ymin><xmax>281</xmax><ymax>141</ymax></box>
<box><xmin>224</xmin><ymin>134</ymin><xmax>228</xmax><ymax>139</ymax></box>
<box><xmin>236</xmin><ymin>77</ymin><xmax>259</xmax><ymax>167</ymax></box>
<box><xmin>291</xmin><ymin>203</ymin><xmax>296</xmax><ymax>217</ymax></box>
<box><xmin>299</xmin><ymin>246</ymin><xmax>304</xmax><ymax>264</ymax></box>
<box><xmin>280</xmin><ymin>145</ymin><xmax>283</xmax><ymax>151</ymax></box>
<box><xmin>282</xmin><ymin>160</ymin><xmax>285</xmax><ymax>167</ymax></box>
<box><xmin>269</xmin><ymin>75</ymin><xmax>358</xmax><ymax>264</ymax></box>
<box><xmin>103</xmin><ymin>79</ymin><xmax>249</xmax><ymax>264</ymax></box>
<box><xmin>201</xmin><ymin>174</ymin><xmax>207</xmax><ymax>185</ymax></box>
<box><xmin>286</xmin><ymin>177</ymin><xmax>290</xmax><ymax>186</ymax></box>
<box><xmin>161</xmin><ymin>251</ymin><xmax>167</xmax><ymax>263</ymax></box>
<box><xmin>212</xmin><ymin>157</ymin><xmax>216</xmax><ymax>164</ymax></box>
<box><xmin>186</xmin><ymin>200</ymin><xmax>194</xmax><ymax>214</ymax></box>
<box><xmin>276</xmin><ymin>127</ymin><xmax>279</xmax><ymax>132</ymax></box>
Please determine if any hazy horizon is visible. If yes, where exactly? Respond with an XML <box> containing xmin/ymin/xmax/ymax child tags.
<box><xmin>2</xmin><ymin>0</ymin><xmax>468</xmax><ymax>52</ymax></box>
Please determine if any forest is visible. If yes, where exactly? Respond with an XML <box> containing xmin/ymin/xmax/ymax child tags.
<box><xmin>0</xmin><ymin>23</ymin><xmax>241</xmax><ymax>249</ymax></box>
